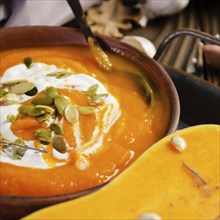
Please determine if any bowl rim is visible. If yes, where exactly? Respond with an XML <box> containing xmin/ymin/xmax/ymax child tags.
<box><xmin>0</xmin><ymin>26</ymin><xmax>180</xmax><ymax>202</ymax></box>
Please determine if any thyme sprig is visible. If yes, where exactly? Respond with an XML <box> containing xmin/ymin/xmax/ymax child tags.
<box><xmin>0</xmin><ymin>139</ymin><xmax>48</xmax><ymax>154</ymax></box>
<box><xmin>182</xmin><ymin>162</ymin><xmax>211</xmax><ymax>197</ymax></box>
<box><xmin>182</xmin><ymin>162</ymin><xmax>207</xmax><ymax>185</ymax></box>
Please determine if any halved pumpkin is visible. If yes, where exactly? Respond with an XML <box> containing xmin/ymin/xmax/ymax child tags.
<box><xmin>24</xmin><ymin>124</ymin><xmax>220</xmax><ymax>219</ymax></box>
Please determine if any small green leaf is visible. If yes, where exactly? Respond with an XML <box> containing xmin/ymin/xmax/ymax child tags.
<box><xmin>7</xmin><ymin>113</ymin><xmax>17</xmax><ymax>122</ymax></box>
<box><xmin>14</xmin><ymin>138</ymin><xmax>25</xmax><ymax>146</ymax></box>
<box><xmin>11</xmin><ymin>139</ymin><xmax>26</xmax><ymax>160</ymax></box>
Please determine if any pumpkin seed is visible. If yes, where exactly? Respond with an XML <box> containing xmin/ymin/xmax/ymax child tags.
<box><xmin>32</xmin><ymin>97</ymin><xmax>54</xmax><ymax>105</ymax></box>
<box><xmin>171</xmin><ymin>136</ymin><xmax>187</xmax><ymax>152</ymax></box>
<box><xmin>91</xmin><ymin>93</ymin><xmax>108</xmax><ymax>102</ymax></box>
<box><xmin>54</xmin><ymin>95</ymin><xmax>69</xmax><ymax>115</ymax></box>
<box><xmin>0</xmin><ymin>88</ymin><xmax>7</xmax><ymax>98</ymax></box>
<box><xmin>64</xmin><ymin>104</ymin><xmax>79</xmax><ymax>124</ymax></box>
<box><xmin>52</xmin><ymin>135</ymin><xmax>67</xmax><ymax>153</ymax></box>
<box><xmin>18</xmin><ymin>105</ymin><xmax>33</xmax><ymax>115</ymax></box>
<box><xmin>29</xmin><ymin>107</ymin><xmax>45</xmax><ymax>116</ymax></box>
<box><xmin>18</xmin><ymin>105</ymin><xmax>46</xmax><ymax>116</ymax></box>
<box><xmin>137</xmin><ymin>213</ymin><xmax>162</xmax><ymax>220</ymax></box>
<box><xmin>35</xmin><ymin>105</ymin><xmax>54</xmax><ymax>113</ymax></box>
<box><xmin>45</xmin><ymin>86</ymin><xmax>59</xmax><ymax>98</ymax></box>
<box><xmin>34</xmin><ymin>128</ymin><xmax>51</xmax><ymax>143</ymax></box>
<box><xmin>45</xmin><ymin>86</ymin><xmax>59</xmax><ymax>99</ymax></box>
<box><xmin>77</xmin><ymin>106</ymin><xmax>98</xmax><ymax>115</ymax></box>
<box><xmin>37</xmin><ymin>113</ymin><xmax>51</xmax><ymax>122</ymax></box>
<box><xmin>46</xmin><ymin>72</ymin><xmax>58</xmax><ymax>77</ymax></box>
<box><xmin>4</xmin><ymin>93</ymin><xmax>20</xmax><ymax>105</ymax></box>
<box><xmin>50</xmin><ymin>123</ymin><xmax>63</xmax><ymax>135</ymax></box>
<box><xmin>46</xmin><ymin>71</ymin><xmax>72</xmax><ymax>79</ymax></box>
<box><xmin>7</xmin><ymin>113</ymin><xmax>17</xmax><ymax>122</ymax></box>
<box><xmin>25</xmin><ymin>87</ymin><xmax>38</xmax><ymax>96</ymax></box>
<box><xmin>24</xmin><ymin>57</ymin><xmax>33</xmax><ymax>68</ymax></box>
<box><xmin>57</xmin><ymin>72</ymin><xmax>72</xmax><ymax>79</ymax></box>
<box><xmin>86</xmin><ymin>84</ymin><xmax>99</xmax><ymax>96</ymax></box>
<box><xmin>10</xmin><ymin>82</ymin><xmax>35</xmax><ymax>95</ymax></box>
<box><xmin>2</xmin><ymin>79</ymin><xmax>27</xmax><ymax>86</ymax></box>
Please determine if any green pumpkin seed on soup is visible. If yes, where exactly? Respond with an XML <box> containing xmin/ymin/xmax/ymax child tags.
<box><xmin>10</xmin><ymin>82</ymin><xmax>35</xmax><ymax>95</ymax></box>
<box><xmin>54</xmin><ymin>95</ymin><xmax>69</xmax><ymax>115</ymax></box>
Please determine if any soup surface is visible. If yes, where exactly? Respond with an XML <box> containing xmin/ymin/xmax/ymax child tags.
<box><xmin>0</xmin><ymin>46</ymin><xmax>169</xmax><ymax>196</ymax></box>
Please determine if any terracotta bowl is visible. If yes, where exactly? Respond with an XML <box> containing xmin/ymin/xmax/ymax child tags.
<box><xmin>0</xmin><ymin>26</ymin><xmax>180</xmax><ymax>219</ymax></box>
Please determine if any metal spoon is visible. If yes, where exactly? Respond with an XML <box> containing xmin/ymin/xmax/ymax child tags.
<box><xmin>66</xmin><ymin>0</ymin><xmax>153</xmax><ymax>104</ymax></box>
<box><xmin>66</xmin><ymin>0</ymin><xmax>113</xmax><ymax>72</ymax></box>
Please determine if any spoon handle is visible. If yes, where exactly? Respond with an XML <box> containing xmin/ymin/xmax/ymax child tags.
<box><xmin>66</xmin><ymin>0</ymin><xmax>113</xmax><ymax>72</ymax></box>
<box><xmin>66</xmin><ymin>0</ymin><xmax>94</xmax><ymax>39</ymax></box>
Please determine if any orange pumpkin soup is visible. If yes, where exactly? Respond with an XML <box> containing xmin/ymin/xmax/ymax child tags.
<box><xmin>0</xmin><ymin>46</ymin><xmax>169</xmax><ymax>196</ymax></box>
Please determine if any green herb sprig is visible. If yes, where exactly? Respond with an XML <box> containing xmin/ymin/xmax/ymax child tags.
<box><xmin>0</xmin><ymin>138</ymin><xmax>48</xmax><ymax>160</ymax></box>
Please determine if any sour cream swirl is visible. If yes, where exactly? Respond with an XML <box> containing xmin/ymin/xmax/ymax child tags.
<box><xmin>0</xmin><ymin>63</ymin><xmax>121</xmax><ymax>169</ymax></box>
